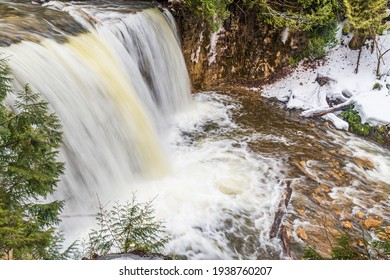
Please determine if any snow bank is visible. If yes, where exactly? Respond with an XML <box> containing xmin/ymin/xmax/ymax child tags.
<box><xmin>262</xmin><ymin>34</ymin><xmax>390</xmax><ymax>129</ymax></box>
<box><xmin>353</xmin><ymin>91</ymin><xmax>390</xmax><ymax>126</ymax></box>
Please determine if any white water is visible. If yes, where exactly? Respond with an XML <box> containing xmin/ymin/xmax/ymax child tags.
<box><xmin>328</xmin><ymin>130</ymin><xmax>390</xmax><ymax>221</ymax></box>
<box><xmin>131</xmin><ymin>93</ymin><xmax>287</xmax><ymax>259</ymax></box>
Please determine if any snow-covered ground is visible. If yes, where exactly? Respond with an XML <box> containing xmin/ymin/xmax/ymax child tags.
<box><xmin>261</xmin><ymin>34</ymin><xmax>390</xmax><ymax>130</ymax></box>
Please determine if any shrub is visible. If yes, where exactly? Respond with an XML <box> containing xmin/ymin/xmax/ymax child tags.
<box><xmin>341</xmin><ymin>106</ymin><xmax>371</xmax><ymax>136</ymax></box>
<box><xmin>83</xmin><ymin>195</ymin><xmax>170</xmax><ymax>259</ymax></box>
<box><xmin>304</xmin><ymin>231</ymin><xmax>390</xmax><ymax>260</ymax></box>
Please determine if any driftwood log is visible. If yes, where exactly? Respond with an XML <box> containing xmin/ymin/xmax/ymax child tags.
<box><xmin>280</xmin><ymin>225</ymin><xmax>291</xmax><ymax>257</ymax></box>
<box><xmin>300</xmin><ymin>98</ymin><xmax>354</xmax><ymax>118</ymax></box>
<box><xmin>301</xmin><ymin>104</ymin><xmax>350</xmax><ymax>118</ymax></box>
<box><xmin>270</xmin><ymin>181</ymin><xmax>292</xmax><ymax>239</ymax></box>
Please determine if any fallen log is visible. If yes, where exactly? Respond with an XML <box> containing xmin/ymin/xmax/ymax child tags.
<box><xmin>280</xmin><ymin>225</ymin><xmax>291</xmax><ymax>257</ymax></box>
<box><xmin>300</xmin><ymin>99</ymin><xmax>354</xmax><ymax>118</ymax></box>
<box><xmin>302</xmin><ymin>104</ymin><xmax>350</xmax><ymax>117</ymax></box>
<box><xmin>270</xmin><ymin>181</ymin><xmax>292</xmax><ymax>239</ymax></box>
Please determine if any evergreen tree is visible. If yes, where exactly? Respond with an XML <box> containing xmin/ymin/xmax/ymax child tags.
<box><xmin>84</xmin><ymin>196</ymin><xmax>169</xmax><ymax>259</ymax></box>
<box><xmin>344</xmin><ymin>0</ymin><xmax>387</xmax><ymax>49</ymax></box>
<box><xmin>343</xmin><ymin>0</ymin><xmax>387</xmax><ymax>73</ymax></box>
<box><xmin>0</xmin><ymin>57</ymin><xmax>70</xmax><ymax>259</ymax></box>
<box><xmin>183</xmin><ymin>0</ymin><xmax>233</xmax><ymax>31</ymax></box>
<box><xmin>183</xmin><ymin>0</ymin><xmax>343</xmax><ymax>59</ymax></box>
<box><xmin>245</xmin><ymin>0</ymin><xmax>343</xmax><ymax>31</ymax></box>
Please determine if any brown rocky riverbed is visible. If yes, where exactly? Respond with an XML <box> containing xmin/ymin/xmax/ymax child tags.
<box><xmin>212</xmin><ymin>87</ymin><xmax>389</xmax><ymax>259</ymax></box>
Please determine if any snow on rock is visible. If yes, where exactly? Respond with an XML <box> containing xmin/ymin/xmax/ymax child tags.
<box><xmin>353</xmin><ymin>92</ymin><xmax>390</xmax><ymax>126</ymax></box>
<box><xmin>262</xmin><ymin>34</ymin><xmax>390</xmax><ymax>129</ymax></box>
<box><xmin>323</xmin><ymin>113</ymin><xmax>349</xmax><ymax>130</ymax></box>
<box><xmin>280</xmin><ymin>27</ymin><xmax>289</xmax><ymax>44</ymax></box>
<box><xmin>207</xmin><ymin>26</ymin><xmax>224</xmax><ymax>65</ymax></box>
<box><xmin>191</xmin><ymin>31</ymin><xmax>203</xmax><ymax>64</ymax></box>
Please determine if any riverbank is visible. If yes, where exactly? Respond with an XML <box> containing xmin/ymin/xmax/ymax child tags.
<box><xmin>255</xmin><ymin>34</ymin><xmax>390</xmax><ymax>148</ymax></box>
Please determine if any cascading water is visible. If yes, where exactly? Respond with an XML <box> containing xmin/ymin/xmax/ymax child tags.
<box><xmin>2</xmin><ymin>2</ymin><xmax>191</xmax><ymax>208</ymax></box>
<box><xmin>1</xmin><ymin>0</ymin><xmax>389</xmax><ymax>260</ymax></box>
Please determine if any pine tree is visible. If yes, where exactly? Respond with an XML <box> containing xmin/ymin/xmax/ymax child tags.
<box><xmin>344</xmin><ymin>0</ymin><xmax>387</xmax><ymax>48</ymax></box>
<box><xmin>84</xmin><ymin>195</ymin><xmax>169</xmax><ymax>259</ymax></box>
<box><xmin>0</xmin><ymin>57</ymin><xmax>70</xmax><ymax>259</ymax></box>
<box><xmin>183</xmin><ymin>0</ymin><xmax>233</xmax><ymax>31</ymax></box>
<box><xmin>343</xmin><ymin>0</ymin><xmax>388</xmax><ymax>73</ymax></box>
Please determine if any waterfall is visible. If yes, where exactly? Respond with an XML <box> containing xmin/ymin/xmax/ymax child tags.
<box><xmin>0</xmin><ymin>1</ymin><xmax>286</xmax><ymax>259</ymax></box>
<box><xmin>1</xmin><ymin>2</ymin><xmax>192</xmax><ymax>215</ymax></box>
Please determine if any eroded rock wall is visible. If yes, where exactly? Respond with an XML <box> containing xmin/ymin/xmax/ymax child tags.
<box><xmin>171</xmin><ymin>5</ymin><xmax>308</xmax><ymax>90</ymax></box>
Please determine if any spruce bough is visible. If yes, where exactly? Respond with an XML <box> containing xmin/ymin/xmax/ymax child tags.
<box><xmin>0</xmin><ymin>57</ymin><xmax>72</xmax><ymax>259</ymax></box>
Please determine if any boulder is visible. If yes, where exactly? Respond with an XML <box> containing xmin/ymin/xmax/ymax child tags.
<box><xmin>353</xmin><ymin>157</ymin><xmax>374</xmax><ymax>170</ymax></box>
<box><xmin>362</xmin><ymin>217</ymin><xmax>382</xmax><ymax>230</ymax></box>
<box><xmin>356</xmin><ymin>212</ymin><xmax>364</xmax><ymax>219</ymax></box>
<box><xmin>342</xmin><ymin>221</ymin><xmax>353</xmax><ymax>230</ymax></box>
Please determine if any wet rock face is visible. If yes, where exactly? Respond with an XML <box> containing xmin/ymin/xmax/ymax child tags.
<box><xmin>0</xmin><ymin>1</ymin><xmax>86</xmax><ymax>46</ymax></box>
<box><xmin>0</xmin><ymin>0</ymin><xmax>152</xmax><ymax>47</ymax></box>
<box><xmin>173</xmin><ymin>6</ymin><xmax>307</xmax><ymax>90</ymax></box>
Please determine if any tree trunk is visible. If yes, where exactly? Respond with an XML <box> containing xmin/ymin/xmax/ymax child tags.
<box><xmin>355</xmin><ymin>47</ymin><xmax>362</xmax><ymax>74</ymax></box>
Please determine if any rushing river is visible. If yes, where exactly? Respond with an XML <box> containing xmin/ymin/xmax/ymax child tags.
<box><xmin>0</xmin><ymin>0</ymin><xmax>389</xmax><ymax>259</ymax></box>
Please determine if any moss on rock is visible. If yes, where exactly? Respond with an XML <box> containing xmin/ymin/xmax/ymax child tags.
<box><xmin>341</xmin><ymin>106</ymin><xmax>390</xmax><ymax>147</ymax></box>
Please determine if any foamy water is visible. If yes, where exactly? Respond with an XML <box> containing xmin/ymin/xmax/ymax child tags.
<box><xmin>126</xmin><ymin>93</ymin><xmax>287</xmax><ymax>259</ymax></box>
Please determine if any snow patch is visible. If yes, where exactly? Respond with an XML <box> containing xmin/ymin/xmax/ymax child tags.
<box><xmin>352</xmin><ymin>91</ymin><xmax>390</xmax><ymax>125</ymax></box>
<box><xmin>191</xmin><ymin>31</ymin><xmax>203</xmax><ymax>63</ymax></box>
<box><xmin>207</xmin><ymin>27</ymin><xmax>224</xmax><ymax>65</ymax></box>
<box><xmin>262</xmin><ymin>34</ymin><xmax>390</xmax><ymax>128</ymax></box>
<box><xmin>280</xmin><ymin>27</ymin><xmax>289</xmax><ymax>44</ymax></box>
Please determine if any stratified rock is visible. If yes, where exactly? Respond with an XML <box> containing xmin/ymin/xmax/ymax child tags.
<box><xmin>314</xmin><ymin>187</ymin><xmax>322</xmax><ymax>194</ymax></box>
<box><xmin>343</xmin><ymin>211</ymin><xmax>354</xmax><ymax>220</ymax></box>
<box><xmin>270</xmin><ymin>181</ymin><xmax>292</xmax><ymax>239</ymax></box>
<box><xmin>297</xmin><ymin>226</ymin><xmax>308</xmax><ymax>240</ymax></box>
